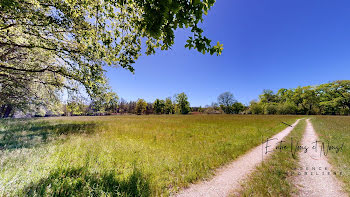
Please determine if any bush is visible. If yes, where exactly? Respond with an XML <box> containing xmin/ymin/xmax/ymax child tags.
<box><xmin>277</xmin><ymin>102</ymin><xmax>297</xmax><ymax>115</ymax></box>
<box><xmin>250</xmin><ymin>102</ymin><xmax>263</xmax><ymax>114</ymax></box>
<box><xmin>264</xmin><ymin>103</ymin><xmax>278</xmax><ymax>115</ymax></box>
<box><xmin>232</xmin><ymin>102</ymin><xmax>245</xmax><ymax>114</ymax></box>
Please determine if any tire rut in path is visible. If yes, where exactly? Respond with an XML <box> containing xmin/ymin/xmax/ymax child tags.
<box><xmin>293</xmin><ymin>119</ymin><xmax>347</xmax><ymax>197</ymax></box>
<box><xmin>175</xmin><ymin>119</ymin><xmax>300</xmax><ymax>197</ymax></box>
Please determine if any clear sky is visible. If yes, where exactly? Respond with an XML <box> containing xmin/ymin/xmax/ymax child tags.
<box><xmin>106</xmin><ymin>0</ymin><xmax>350</xmax><ymax>107</ymax></box>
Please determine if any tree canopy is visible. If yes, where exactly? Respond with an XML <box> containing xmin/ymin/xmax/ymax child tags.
<box><xmin>175</xmin><ymin>92</ymin><xmax>190</xmax><ymax>114</ymax></box>
<box><xmin>136</xmin><ymin>98</ymin><xmax>147</xmax><ymax>115</ymax></box>
<box><xmin>248</xmin><ymin>80</ymin><xmax>350</xmax><ymax>115</ymax></box>
<box><xmin>153</xmin><ymin>99</ymin><xmax>165</xmax><ymax>114</ymax></box>
<box><xmin>217</xmin><ymin>92</ymin><xmax>244</xmax><ymax>114</ymax></box>
<box><xmin>0</xmin><ymin>0</ymin><xmax>222</xmax><ymax>117</ymax></box>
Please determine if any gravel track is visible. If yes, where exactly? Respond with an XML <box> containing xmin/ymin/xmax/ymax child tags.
<box><xmin>293</xmin><ymin>119</ymin><xmax>347</xmax><ymax>197</ymax></box>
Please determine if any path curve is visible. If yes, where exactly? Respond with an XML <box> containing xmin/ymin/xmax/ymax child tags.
<box><xmin>175</xmin><ymin>119</ymin><xmax>300</xmax><ymax>197</ymax></box>
<box><xmin>293</xmin><ymin>119</ymin><xmax>347</xmax><ymax>197</ymax></box>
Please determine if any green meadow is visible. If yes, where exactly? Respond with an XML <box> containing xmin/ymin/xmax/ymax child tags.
<box><xmin>312</xmin><ymin>116</ymin><xmax>350</xmax><ymax>194</ymax></box>
<box><xmin>0</xmin><ymin>115</ymin><xmax>299</xmax><ymax>196</ymax></box>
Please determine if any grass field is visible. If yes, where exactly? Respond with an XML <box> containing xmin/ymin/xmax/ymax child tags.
<box><xmin>237</xmin><ymin>119</ymin><xmax>306</xmax><ymax>197</ymax></box>
<box><xmin>312</xmin><ymin>116</ymin><xmax>350</xmax><ymax>194</ymax></box>
<box><xmin>0</xmin><ymin>115</ymin><xmax>300</xmax><ymax>196</ymax></box>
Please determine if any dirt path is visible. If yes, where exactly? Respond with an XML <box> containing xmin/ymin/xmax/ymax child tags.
<box><xmin>293</xmin><ymin>119</ymin><xmax>347</xmax><ymax>197</ymax></box>
<box><xmin>175</xmin><ymin>119</ymin><xmax>300</xmax><ymax>197</ymax></box>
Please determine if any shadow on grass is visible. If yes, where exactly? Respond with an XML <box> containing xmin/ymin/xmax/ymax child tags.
<box><xmin>20</xmin><ymin>167</ymin><xmax>151</xmax><ymax>197</ymax></box>
<box><xmin>0</xmin><ymin>121</ymin><xmax>99</xmax><ymax>151</ymax></box>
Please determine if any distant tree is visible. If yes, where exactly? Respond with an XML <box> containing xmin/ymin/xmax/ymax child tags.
<box><xmin>198</xmin><ymin>106</ymin><xmax>203</xmax><ymax>113</ymax></box>
<box><xmin>277</xmin><ymin>101</ymin><xmax>297</xmax><ymax>115</ymax></box>
<box><xmin>90</xmin><ymin>92</ymin><xmax>119</xmax><ymax>114</ymax></box>
<box><xmin>136</xmin><ymin>99</ymin><xmax>147</xmax><ymax>115</ymax></box>
<box><xmin>211</xmin><ymin>102</ymin><xmax>221</xmax><ymax>111</ymax></box>
<box><xmin>146</xmin><ymin>103</ymin><xmax>154</xmax><ymax>115</ymax></box>
<box><xmin>218</xmin><ymin>92</ymin><xmax>236</xmax><ymax>114</ymax></box>
<box><xmin>249</xmin><ymin>100</ymin><xmax>263</xmax><ymax>114</ymax></box>
<box><xmin>259</xmin><ymin>89</ymin><xmax>277</xmax><ymax>103</ymax></box>
<box><xmin>300</xmin><ymin>86</ymin><xmax>318</xmax><ymax>115</ymax></box>
<box><xmin>128</xmin><ymin>101</ymin><xmax>137</xmax><ymax>114</ymax></box>
<box><xmin>118</xmin><ymin>98</ymin><xmax>127</xmax><ymax>114</ymax></box>
<box><xmin>264</xmin><ymin>103</ymin><xmax>278</xmax><ymax>115</ymax></box>
<box><xmin>276</xmin><ymin>88</ymin><xmax>289</xmax><ymax>103</ymax></box>
<box><xmin>106</xmin><ymin>93</ymin><xmax>119</xmax><ymax>113</ymax></box>
<box><xmin>175</xmin><ymin>93</ymin><xmax>191</xmax><ymax>114</ymax></box>
<box><xmin>67</xmin><ymin>101</ymin><xmax>87</xmax><ymax>116</ymax></box>
<box><xmin>317</xmin><ymin>80</ymin><xmax>350</xmax><ymax>115</ymax></box>
<box><xmin>232</xmin><ymin>102</ymin><xmax>244</xmax><ymax>114</ymax></box>
<box><xmin>246</xmin><ymin>80</ymin><xmax>350</xmax><ymax>115</ymax></box>
<box><xmin>164</xmin><ymin>97</ymin><xmax>175</xmax><ymax>114</ymax></box>
<box><xmin>153</xmin><ymin>99</ymin><xmax>165</xmax><ymax>114</ymax></box>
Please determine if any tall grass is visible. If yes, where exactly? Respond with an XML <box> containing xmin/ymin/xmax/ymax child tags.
<box><xmin>312</xmin><ymin>116</ymin><xmax>350</xmax><ymax>194</ymax></box>
<box><xmin>0</xmin><ymin>115</ymin><xmax>300</xmax><ymax>196</ymax></box>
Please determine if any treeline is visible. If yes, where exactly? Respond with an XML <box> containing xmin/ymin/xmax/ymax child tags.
<box><xmin>62</xmin><ymin>93</ymin><xmax>191</xmax><ymax>116</ymax></box>
<box><xmin>40</xmin><ymin>91</ymin><xmax>245</xmax><ymax>117</ymax></box>
<box><xmin>247</xmin><ymin>80</ymin><xmax>350</xmax><ymax>115</ymax></box>
<box><xmin>190</xmin><ymin>80</ymin><xmax>350</xmax><ymax>116</ymax></box>
<box><xmin>63</xmin><ymin>91</ymin><xmax>246</xmax><ymax>116</ymax></box>
<box><xmin>2</xmin><ymin>80</ymin><xmax>350</xmax><ymax>118</ymax></box>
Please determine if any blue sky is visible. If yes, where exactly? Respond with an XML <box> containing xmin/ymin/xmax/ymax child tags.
<box><xmin>106</xmin><ymin>0</ymin><xmax>350</xmax><ymax>106</ymax></box>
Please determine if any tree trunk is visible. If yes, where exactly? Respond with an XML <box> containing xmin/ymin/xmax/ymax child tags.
<box><xmin>0</xmin><ymin>105</ymin><xmax>5</xmax><ymax>118</ymax></box>
<box><xmin>3</xmin><ymin>105</ymin><xmax>13</xmax><ymax>118</ymax></box>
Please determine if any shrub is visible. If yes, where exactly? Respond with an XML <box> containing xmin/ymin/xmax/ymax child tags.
<box><xmin>277</xmin><ymin>102</ymin><xmax>297</xmax><ymax>114</ymax></box>
<box><xmin>264</xmin><ymin>103</ymin><xmax>278</xmax><ymax>115</ymax></box>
